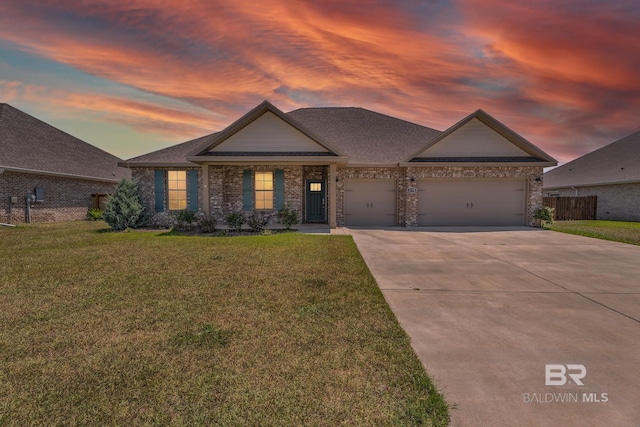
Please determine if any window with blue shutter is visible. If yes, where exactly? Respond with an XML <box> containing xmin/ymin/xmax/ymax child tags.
<box><xmin>154</xmin><ymin>170</ymin><xmax>165</xmax><ymax>212</ymax></box>
<box><xmin>188</xmin><ymin>170</ymin><xmax>198</xmax><ymax>211</ymax></box>
<box><xmin>274</xmin><ymin>169</ymin><xmax>284</xmax><ymax>210</ymax></box>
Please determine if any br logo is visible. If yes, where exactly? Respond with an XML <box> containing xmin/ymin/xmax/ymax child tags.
<box><xmin>545</xmin><ymin>364</ymin><xmax>586</xmax><ymax>386</ymax></box>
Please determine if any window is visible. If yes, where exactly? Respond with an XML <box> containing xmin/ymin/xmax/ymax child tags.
<box><xmin>309</xmin><ymin>182</ymin><xmax>322</xmax><ymax>192</ymax></box>
<box><xmin>167</xmin><ymin>170</ymin><xmax>187</xmax><ymax>210</ymax></box>
<box><xmin>255</xmin><ymin>171</ymin><xmax>273</xmax><ymax>209</ymax></box>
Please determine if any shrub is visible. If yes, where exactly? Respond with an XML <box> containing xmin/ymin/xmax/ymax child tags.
<box><xmin>198</xmin><ymin>215</ymin><xmax>217</xmax><ymax>233</ymax></box>
<box><xmin>247</xmin><ymin>211</ymin><xmax>269</xmax><ymax>232</ymax></box>
<box><xmin>534</xmin><ymin>206</ymin><xmax>555</xmax><ymax>228</ymax></box>
<box><xmin>225</xmin><ymin>212</ymin><xmax>246</xmax><ymax>233</ymax></box>
<box><xmin>103</xmin><ymin>179</ymin><xmax>146</xmax><ymax>231</ymax></box>
<box><xmin>86</xmin><ymin>208</ymin><xmax>104</xmax><ymax>221</ymax></box>
<box><xmin>174</xmin><ymin>209</ymin><xmax>197</xmax><ymax>231</ymax></box>
<box><xmin>277</xmin><ymin>205</ymin><xmax>298</xmax><ymax>230</ymax></box>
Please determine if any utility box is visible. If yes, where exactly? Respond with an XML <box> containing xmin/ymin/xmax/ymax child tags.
<box><xmin>10</xmin><ymin>196</ymin><xmax>18</xmax><ymax>204</ymax></box>
<box><xmin>34</xmin><ymin>188</ymin><xmax>44</xmax><ymax>202</ymax></box>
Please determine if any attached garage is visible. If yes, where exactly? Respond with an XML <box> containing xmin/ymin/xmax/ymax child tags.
<box><xmin>418</xmin><ymin>179</ymin><xmax>526</xmax><ymax>226</ymax></box>
<box><xmin>344</xmin><ymin>179</ymin><xmax>397</xmax><ymax>226</ymax></box>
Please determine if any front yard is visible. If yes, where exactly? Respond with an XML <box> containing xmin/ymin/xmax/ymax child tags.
<box><xmin>549</xmin><ymin>220</ymin><xmax>640</xmax><ymax>246</ymax></box>
<box><xmin>0</xmin><ymin>221</ymin><xmax>449</xmax><ymax>426</ymax></box>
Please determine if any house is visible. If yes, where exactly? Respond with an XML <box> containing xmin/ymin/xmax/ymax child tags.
<box><xmin>0</xmin><ymin>103</ymin><xmax>130</xmax><ymax>223</ymax></box>
<box><xmin>120</xmin><ymin>101</ymin><xmax>556</xmax><ymax>228</ymax></box>
<box><xmin>543</xmin><ymin>130</ymin><xmax>640</xmax><ymax>221</ymax></box>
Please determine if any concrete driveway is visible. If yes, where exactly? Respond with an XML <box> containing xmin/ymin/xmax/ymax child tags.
<box><xmin>347</xmin><ymin>227</ymin><xmax>640</xmax><ymax>427</ymax></box>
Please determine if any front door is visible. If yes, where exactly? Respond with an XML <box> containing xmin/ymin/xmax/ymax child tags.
<box><xmin>306</xmin><ymin>180</ymin><xmax>326</xmax><ymax>222</ymax></box>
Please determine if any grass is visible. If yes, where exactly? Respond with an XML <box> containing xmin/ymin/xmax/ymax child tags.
<box><xmin>548</xmin><ymin>220</ymin><xmax>640</xmax><ymax>246</ymax></box>
<box><xmin>0</xmin><ymin>221</ymin><xmax>449</xmax><ymax>426</ymax></box>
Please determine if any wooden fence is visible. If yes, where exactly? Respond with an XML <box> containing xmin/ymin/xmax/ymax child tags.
<box><xmin>543</xmin><ymin>196</ymin><xmax>597</xmax><ymax>220</ymax></box>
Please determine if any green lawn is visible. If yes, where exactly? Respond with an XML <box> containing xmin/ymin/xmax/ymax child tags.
<box><xmin>548</xmin><ymin>220</ymin><xmax>640</xmax><ymax>246</ymax></box>
<box><xmin>0</xmin><ymin>221</ymin><xmax>449</xmax><ymax>426</ymax></box>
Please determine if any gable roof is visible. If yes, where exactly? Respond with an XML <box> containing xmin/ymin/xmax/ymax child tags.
<box><xmin>0</xmin><ymin>103</ymin><xmax>129</xmax><ymax>182</ymax></box>
<box><xmin>544</xmin><ymin>130</ymin><xmax>640</xmax><ymax>189</ymax></box>
<box><xmin>403</xmin><ymin>109</ymin><xmax>556</xmax><ymax>166</ymax></box>
<box><xmin>186</xmin><ymin>101</ymin><xmax>348</xmax><ymax>163</ymax></box>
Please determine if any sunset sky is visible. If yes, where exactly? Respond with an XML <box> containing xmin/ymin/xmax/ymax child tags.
<box><xmin>1</xmin><ymin>0</ymin><xmax>638</xmax><ymax>164</ymax></box>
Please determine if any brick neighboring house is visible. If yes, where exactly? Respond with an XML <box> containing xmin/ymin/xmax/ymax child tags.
<box><xmin>0</xmin><ymin>103</ymin><xmax>130</xmax><ymax>224</ymax></box>
<box><xmin>121</xmin><ymin>101</ymin><xmax>556</xmax><ymax>228</ymax></box>
<box><xmin>544</xmin><ymin>130</ymin><xmax>640</xmax><ymax>221</ymax></box>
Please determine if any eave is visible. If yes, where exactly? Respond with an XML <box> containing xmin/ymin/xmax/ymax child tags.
<box><xmin>0</xmin><ymin>165</ymin><xmax>120</xmax><ymax>183</ymax></box>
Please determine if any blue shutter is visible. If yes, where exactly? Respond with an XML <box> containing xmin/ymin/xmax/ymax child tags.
<box><xmin>188</xmin><ymin>169</ymin><xmax>198</xmax><ymax>211</ymax></box>
<box><xmin>275</xmin><ymin>169</ymin><xmax>284</xmax><ymax>210</ymax></box>
<box><xmin>154</xmin><ymin>170</ymin><xmax>165</xmax><ymax>212</ymax></box>
<box><xmin>242</xmin><ymin>170</ymin><xmax>252</xmax><ymax>211</ymax></box>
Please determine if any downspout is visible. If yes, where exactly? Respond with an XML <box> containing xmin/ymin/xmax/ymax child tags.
<box><xmin>25</xmin><ymin>192</ymin><xmax>33</xmax><ymax>223</ymax></box>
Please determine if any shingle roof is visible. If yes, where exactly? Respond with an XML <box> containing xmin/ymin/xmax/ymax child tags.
<box><xmin>124</xmin><ymin>106</ymin><xmax>442</xmax><ymax>165</ymax></box>
<box><xmin>544</xmin><ymin>130</ymin><xmax>640</xmax><ymax>188</ymax></box>
<box><xmin>287</xmin><ymin>107</ymin><xmax>442</xmax><ymax>164</ymax></box>
<box><xmin>0</xmin><ymin>103</ymin><xmax>129</xmax><ymax>181</ymax></box>
<box><xmin>123</xmin><ymin>133</ymin><xmax>214</xmax><ymax>165</ymax></box>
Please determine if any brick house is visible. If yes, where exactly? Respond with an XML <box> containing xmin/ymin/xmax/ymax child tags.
<box><xmin>121</xmin><ymin>101</ymin><xmax>556</xmax><ymax>228</ymax></box>
<box><xmin>0</xmin><ymin>103</ymin><xmax>130</xmax><ymax>224</ymax></box>
<box><xmin>544</xmin><ymin>130</ymin><xmax>640</xmax><ymax>221</ymax></box>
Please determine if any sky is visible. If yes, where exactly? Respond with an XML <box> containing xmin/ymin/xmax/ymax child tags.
<box><xmin>0</xmin><ymin>0</ymin><xmax>638</xmax><ymax>164</ymax></box>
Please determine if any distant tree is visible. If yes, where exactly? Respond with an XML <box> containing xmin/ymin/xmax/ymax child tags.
<box><xmin>103</xmin><ymin>179</ymin><xmax>146</xmax><ymax>231</ymax></box>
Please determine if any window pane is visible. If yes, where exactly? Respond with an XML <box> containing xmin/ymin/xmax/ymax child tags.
<box><xmin>255</xmin><ymin>172</ymin><xmax>274</xmax><ymax>209</ymax></box>
<box><xmin>167</xmin><ymin>171</ymin><xmax>187</xmax><ymax>210</ymax></box>
<box><xmin>310</xmin><ymin>183</ymin><xmax>322</xmax><ymax>192</ymax></box>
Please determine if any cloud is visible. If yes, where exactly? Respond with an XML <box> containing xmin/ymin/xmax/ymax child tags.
<box><xmin>0</xmin><ymin>0</ymin><xmax>638</xmax><ymax>163</ymax></box>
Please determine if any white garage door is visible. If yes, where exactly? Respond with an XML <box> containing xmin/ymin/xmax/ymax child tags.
<box><xmin>418</xmin><ymin>179</ymin><xmax>526</xmax><ymax>226</ymax></box>
<box><xmin>344</xmin><ymin>179</ymin><xmax>397</xmax><ymax>226</ymax></box>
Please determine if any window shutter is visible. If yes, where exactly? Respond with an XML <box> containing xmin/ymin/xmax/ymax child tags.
<box><xmin>154</xmin><ymin>170</ymin><xmax>165</xmax><ymax>212</ymax></box>
<box><xmin>188</xmin><ymin>170</ymin><xmax>198</xmax><ymax>211</ymax></box>
<box><xmin>242</xmin><ymin>170</ymin><xmax>253</xmax><ymax>211</ymax></box>
<box><xmin>274</xmin><ymin>169</ymin><xmax>284</xmax><ymax>210</ymax></box>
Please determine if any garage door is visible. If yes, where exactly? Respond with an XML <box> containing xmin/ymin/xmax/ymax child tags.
<box><xmin>418</xmin><ymin>179</ymin><xmax>526</xmax><ymax>226</ymax></box>
<box><xmin>344</xmin><ymin>179</ymin><xmax>397</xmax><ymax>226</ymax></box>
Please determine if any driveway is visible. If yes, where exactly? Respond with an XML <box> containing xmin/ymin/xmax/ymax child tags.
<box><xmin>347</xmin><ymin>227</ymin><xmax>640</xmax><ymax>427</ymax></box>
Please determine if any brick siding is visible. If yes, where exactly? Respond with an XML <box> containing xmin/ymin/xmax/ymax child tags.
<box><xmin>131</xmin><ymin>164</ymin><xmax>544</xmax><ymax>228</ymax></box>
<box><xmin>0</xmin><ymin>171</ymin><xmax>117</xmax><ymax>223</ymax></box>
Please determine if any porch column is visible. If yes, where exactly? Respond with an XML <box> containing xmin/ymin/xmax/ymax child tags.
<box><xmin>329</xmin><ymin>163</ymin><xmax>337</xmax><ymax>228</ymax></box>
<box><xmin>201</xmin><ymin>164</ymin><xmax>210</xmax><ymax>216</ymax></box>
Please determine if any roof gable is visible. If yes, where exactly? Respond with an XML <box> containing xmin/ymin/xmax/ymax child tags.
<box><xmin>0</xmin><ymin>103</ymin><xmax>129</xmax><ymax>181</ymax></box>
<box><xmin>406</xmin><ymin>110</ymin><xmax>556</xmax><ymax>165</ymax></box>
<box><xmin>188</xmin><ymin>101</ymin><xmax>345</xmax><ymax>160</ymax></box>
<box><xmin>544</xmin><ymin>130</ymin><xmax>640</xmax><ymax>189</ymax></box>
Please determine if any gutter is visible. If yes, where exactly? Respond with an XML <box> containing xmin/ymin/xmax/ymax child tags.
<box><xmin>0</xmin><ymin>165</ymin><xmax>121</xmax><ymax>183</ymax></box>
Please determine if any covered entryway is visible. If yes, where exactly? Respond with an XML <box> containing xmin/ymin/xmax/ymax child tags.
<box><xmin>418</xmin><ymin>179</ymin><xmax>526</xmax><ymax>226</ymax></box>
<box><xmin>344</xmin><ymin>179</ymin><xmax>397</xmax><ymax>226</ymax></box>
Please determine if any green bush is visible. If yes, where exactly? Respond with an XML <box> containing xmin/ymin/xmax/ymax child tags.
<box><xmin>103</xmin><ymin>179</ymin><xmax>146</xmax><ymax>231</ymax></box>
<box><xmin>197</xmin><ymin>215</ymin><xmax>217</xmax><ymax>233</ymax></box>
<box><xmin>247</xmin><ymin>211</ymin><xmax>269</xmax><ymax>232</ymax></box>
<box><xmin>535</xmin><ymin>206</ymin><xmax>555</xmax><ymax>228</ymax></box>
<box><xmin>86</xmin><ymin>208</ymin><xmax>104</xmax><ymax>221</ymax></box>
<box><xmin>225</xmin><ymin>212</ymin><xmax>246</xmax><ymax>233</ymax></box>
<box><xmin>277</xmin><ymin>206</ymin><xmax>298</xmax><ymax>230</ymax></box>
<box><xmin>176</xmin><ymin>209</ymin><xmax>197</xmax><ymax>224</ymax></box>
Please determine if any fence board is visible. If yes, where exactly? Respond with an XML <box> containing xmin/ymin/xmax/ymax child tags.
<box><xmin>543</xmin><ymin>196</ymin><xmax>597</xmax><ymax>220</ymax></box>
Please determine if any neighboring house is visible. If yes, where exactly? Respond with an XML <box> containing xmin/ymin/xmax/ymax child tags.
<box><xmin>544</xmin><ymin>130</ymin><xmax>640</xmax><ymax>221</ymax></box>
<box><xmin>121</xmin><ymin>101</ymin><xmax>556</xmax><ymax>228</ymax></box>
<box><xmin>0</xmin><ymin>103</ymin><xmax>130</xmax><ymax>223</ymax></box>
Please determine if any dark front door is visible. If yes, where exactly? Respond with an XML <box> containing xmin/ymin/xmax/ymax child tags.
<box><xmin>306</xmin><ymin>180</ymin><xmax>326</xmax><ymax>222</ymax></box>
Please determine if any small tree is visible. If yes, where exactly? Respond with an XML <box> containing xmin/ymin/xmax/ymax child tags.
<box><xmin>104</xmin><ymin>179</ymin><xmax>146</xmax><ymax>231</ymax></box>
